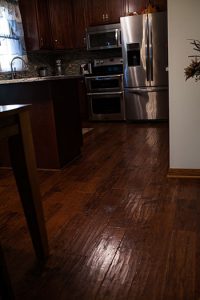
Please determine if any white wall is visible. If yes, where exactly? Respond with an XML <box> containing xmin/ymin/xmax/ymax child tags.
<box><xmin>168</xmin><ymin>0</ymin><xmax>200</xmax><ymax>169</ymax></box>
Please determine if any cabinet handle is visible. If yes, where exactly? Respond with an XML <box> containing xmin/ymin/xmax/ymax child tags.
<box><xmin>105</xmin><ymin>13</ymin><xmax>109</xmax><ymax>20</ymax></box>
<box><xmin>40</xmin><ymin>37</ymin><xmax>43</xmax><ymax>47</ymax></box>
<box><xmin>83</xmin><ymin>37</ymin><xmax>86</xmax><ymax>45</ymax></box>
<box><xmin>102</xmin><ymin>14</ymin><xmax>105</xmax><ymax>21</ymax></box>
<box><xmin>55</xmin><ymin>39</ymin><xmax>58</xmax><ymax>43</ymax></box>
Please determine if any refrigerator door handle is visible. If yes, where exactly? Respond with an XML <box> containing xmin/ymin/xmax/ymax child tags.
<box><xmin>145</xmin><ymin>17</ymin><xmax>150</xmax><ymax>82</ymax></box>
<box><xmin>149</xmin><ymin>16</ymin><xmax>153</xmax><ymax>82</ymax></box>
<box><xmin>127</xmin><ymin>87</ymin><xmax>168</xmax><ymax>93</ymax></box>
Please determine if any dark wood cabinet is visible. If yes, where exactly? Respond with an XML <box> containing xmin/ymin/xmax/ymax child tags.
<box><xmin>72</xmin><ymin>0</ymin><xmax>89</xmax><ymax>49</ymax></box>
<box><xmin>19</xmin><ymin>0</ymin><xmax>42</xmax><ymax>51</ymax></box>
<box><xmin>48</xmin><ymin>0</ymin><xmax>73</xmax><ymax>49</ymax></box>
<box><xmin>125</xmin><ymin>0</ymin><xmax>146</xmax><ymax>15</ymax></box>
<box><xmin>125</xmin><ymin>0</ymin><xmax>167</xmax><ymax>15</ymax></box>
<box><xmin>36</xmin><ymin>0</ymin><xmax>52</xmax><ymax>49</ymax></box>
<box><xmin>19</xmin><ymin>0</ymin><xmax>73</xmax><ymax>51</ymax></box>
<box><xmin>78</xmin><ymin>78</ymin><xmax>88</xmax><ymax>122</ymax></box>
<box><xmin>155</xmin><ymin>0</ymin><xmax>167</xmax><ymax>11</ymax></box>
<box><xmin>19</xmin><ymin>0</ymin><xmax>52</xmax><ymax>51</ymax></box>
<box><xmin>88</xmin><ymin>0</ymin><xmax>107</xmax><ymax>25</ymax></box>
<box><xmin>19</xmin><ymin>0</ymin><xmax>167</xmax><ymax>51</ymax></box>
<box><xmin>106</xmin><ymin>0</ymin><xmax>126</xmax><ymax>23</ymax></box>
<box><xmin>88</xmin><ymin>0</ymin><xmax>126</xmax><ymax>25</ymax></box>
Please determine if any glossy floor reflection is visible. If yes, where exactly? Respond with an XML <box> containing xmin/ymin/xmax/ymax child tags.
<box><xmin>0</xmin><ymin>121</ymin><xmax>200</xmax><ymax>300</ymax></box>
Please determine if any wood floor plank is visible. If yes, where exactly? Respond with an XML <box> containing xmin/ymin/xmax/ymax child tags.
<box><xmin>161</xmin><ymin>230</ymin><xmax>196</xmax><ymax>300</ymax></box>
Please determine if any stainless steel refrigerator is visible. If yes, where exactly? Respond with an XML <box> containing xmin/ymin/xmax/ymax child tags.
<box><xmin>120</xmin><ymin>12</ymin><xmax>168</xmax><ymax>120</ymax></box>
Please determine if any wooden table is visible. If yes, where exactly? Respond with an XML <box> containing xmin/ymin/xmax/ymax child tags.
<box><xmin>0</xmin><ymin>104</ymin><xmax>49</xmax><ymax>299</ymax></box>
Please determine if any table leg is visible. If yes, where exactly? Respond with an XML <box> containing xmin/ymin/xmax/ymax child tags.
<box><xmin>8</xmin><ymin>110</ymin><xmax>49</xmax><ymax>261</ymax></box>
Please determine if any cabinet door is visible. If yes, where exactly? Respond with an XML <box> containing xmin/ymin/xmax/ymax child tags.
<box><xmin>48</xmin><ymin>0</ymin><xmax>73</xmax><ymax>49</ymax></box>
<box><xmin>106</xmin><ymin>0</ymin><xmax>126</xmax><ymax>23</ymax></box>
<box><xmin>19</xmin><ymin>0</ymin><xmax>40</xmax><ymax>51</ymax></box>
<box><xmin>88</xmin><ymin>0</ymin><xmax>107</xmax><ymax>25</ymax></box>
<box><xmin>125</xmin><ymin>0</ymin><xmax>146</xmax><ymax>15</ymax></box>
<box><xmin>126</xmin><ymin>0</ymin><xmax>167</xmax><ymax>14</ymax></box>
<box><xmin>155</xmin><ymin>0</ymin><xmax>167</xmax><ymax>11</ymax></box>
<box><xmin>87</xmin><ymin>0</ymin><xmax>125</xmax><ymax>25</ymax></box>
<box><xmin>19</xmin><ymin>0</ymin><xmax>51</xmax><ymax>50</ymax></box>
<box><xmin>36</xmin><ymin>0</ymin><xmax>52</xmax><ymax>49</ymax></box>
<box><xmin>72</xmin><ymin>0</ymin><xmax>88</xmax><ymax>48</ymax></box>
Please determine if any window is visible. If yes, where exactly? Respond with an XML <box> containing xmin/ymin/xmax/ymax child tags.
<box><xmin>0</xmin><ymin>0</ymin><xmax>27</xmax><ymax>72</ymax></box>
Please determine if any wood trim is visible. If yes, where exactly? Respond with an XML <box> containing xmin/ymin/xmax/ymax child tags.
<box><xmin>167</xmin><ymin>168</ymin><xmax>200</xmax><ymax>179</ymax></box>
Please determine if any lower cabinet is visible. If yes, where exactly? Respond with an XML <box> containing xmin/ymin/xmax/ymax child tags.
<box><xmin>78</xmin><ymin>78</ymin><xmax>89</xmax><ymax>123</ymax></box>
<box><xmin>0</xmin><ymin>79</ymin><xmax>83</xmax><ymax>169</ymax></box>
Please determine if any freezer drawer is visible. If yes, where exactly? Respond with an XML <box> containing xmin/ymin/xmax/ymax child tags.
<box><xmin>125</xmin><ymin>87</ymin><xmax>168</xmax><ymax>120</ymax></box>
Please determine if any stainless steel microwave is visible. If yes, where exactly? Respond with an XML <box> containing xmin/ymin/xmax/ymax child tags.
<box><xmin>86</xmin><ymin>23</ymin><xmax>121</xmax><ymax>51</ymax></box>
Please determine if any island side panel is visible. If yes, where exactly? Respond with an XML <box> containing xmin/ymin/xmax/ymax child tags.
<box><xmin>50</xmin><ymin>79</ymin><xmax>83</xmax><ymax>167</ymax></box>
<box><xmin>0</xmin><ymin>81</ymin><xmax>60</xmax><ymax>169</ymax></box>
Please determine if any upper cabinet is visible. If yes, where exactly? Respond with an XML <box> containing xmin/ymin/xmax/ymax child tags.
<box><xmin>72</xmin><ymin>0</ymin><xmax>89</xmax><ymax>49</ymax></box>
<box><xmin>19</xmin><ymin>0</ymin><xmax>73</xmax><ymax>51</ymax></box>
<box><xmin>79</xmin><ymin>0</ymin><xmax>167</xmax><ymax>47</ymax></box>
<box><xmin>125</xmin><ymin>0</ymin><xmax>146</xmax><ymax>15</ymax></box>
<box><xmin>48</xmin><ymin>0</ymin><xmax>73</xmax><ymax>49</ymax></box>
<box><xmin>36</xmin><ymin>1</ymin><xmax>52</xmax><ymax>50</ymax></box>
<box><xmin>154</xmin><ymin>0</ymin><xmax>167</xmax><ymax>11</ymax></box>
<box><xmin>106</xmin><ymin>0</ymin><xmax>126</xmax><ymax>23</ymax></box>
<box><xmin>125</xmin><ymin>0</ymin><xmax>167</xmax><ymax>15</ymax></box>
<box><xmin>19</xmin><ymin>0</ymin><xmax>49</xmax><ymax>51</ymax></box>
<box><xmin>88</xmin><ymin>0</ymin><xmax>126</xmax><ymax>25</ymax></box>
<box><xmin>88</xmin><ymin>0</ymin><xmax>107</xmax><ymax>26</ymax></box>
<box><xmin>19</xmin><ymin>0</ymin><xmax>167</xmax><ymax>51</ymax></box>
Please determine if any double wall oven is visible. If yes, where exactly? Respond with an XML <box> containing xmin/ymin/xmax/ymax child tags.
<box><xmin>85</xmin><ymin>57</ymin><xmax>125</xmax><ymax>121</ymax></box>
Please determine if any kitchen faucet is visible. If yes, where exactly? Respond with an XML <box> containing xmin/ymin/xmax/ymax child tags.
<box><xmin>10</xmin><ymin>56</ymin><xmax>29</xmax><ymax>79</ymax></box>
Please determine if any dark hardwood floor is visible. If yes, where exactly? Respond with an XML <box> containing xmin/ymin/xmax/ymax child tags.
<box><xmin>1</xmin><ymin>121</ymin><xmax>200</xmax><ymax>300</ymax></box>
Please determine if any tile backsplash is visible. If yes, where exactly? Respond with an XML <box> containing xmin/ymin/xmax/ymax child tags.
<box><xmin>0</xmin><ymin>48</ymin><xmax>122</xmax><ymax>79</ymax></box>
<box><xmin>28</xmin><ymin>48</ymin><xmax>122</xmax><ymax>75</ymax></box>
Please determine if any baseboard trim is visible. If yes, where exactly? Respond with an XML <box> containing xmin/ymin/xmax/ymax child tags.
<box><xmin>167</xmin><ymin>168</ymin><xmax>200</xmax><ymax>179</ymax></box>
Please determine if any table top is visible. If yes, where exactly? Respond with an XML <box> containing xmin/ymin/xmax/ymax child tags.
<box><xmin>0</xmin><ymin>104</ymin><xmax>31</xmax><ymax>118</ymax></box>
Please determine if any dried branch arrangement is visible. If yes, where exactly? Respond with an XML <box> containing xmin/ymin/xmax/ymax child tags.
<box><xmin>185</xmin><ymin>39</ymin><xmax>200</xmax><ymax>81</ymax></box>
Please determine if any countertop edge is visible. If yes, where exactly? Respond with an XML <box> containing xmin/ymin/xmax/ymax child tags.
<box><xmin>0</xmin><ymin>74</ymin><xmax>84</xmax><ymax>85</ymax></box>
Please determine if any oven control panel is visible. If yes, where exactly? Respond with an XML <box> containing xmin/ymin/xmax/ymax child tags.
<box><xmin>90</xmin><ymin>57</ymin><xmax>123</xmax><ymax>76</ymax></box>
<box><xmin>94</xmin><ymin>57</ymin><xmax>123</xmax><ymax>67</ymax></box>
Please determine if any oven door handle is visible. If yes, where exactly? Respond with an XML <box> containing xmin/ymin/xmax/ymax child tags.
<box><xmin>87</xmin><ymin>91</ymin><xmax>124</xmax><ymax>96</ymax></box>
<box><xmin>85</xmin><ymin>74</ymin><xmax>123</xmax><ymax>80</ymax></box>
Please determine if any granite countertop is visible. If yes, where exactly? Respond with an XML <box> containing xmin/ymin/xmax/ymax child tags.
<box><xmin>0</xmin><ymin>74</ymin><xmax>83</xmax><ymax>85</ymax></box>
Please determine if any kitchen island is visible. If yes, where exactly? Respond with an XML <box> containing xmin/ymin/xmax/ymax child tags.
<box><xmin>0</xmin><ymin>76</ymin><xmax>83</xmax><ymax>169</ymax></box>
